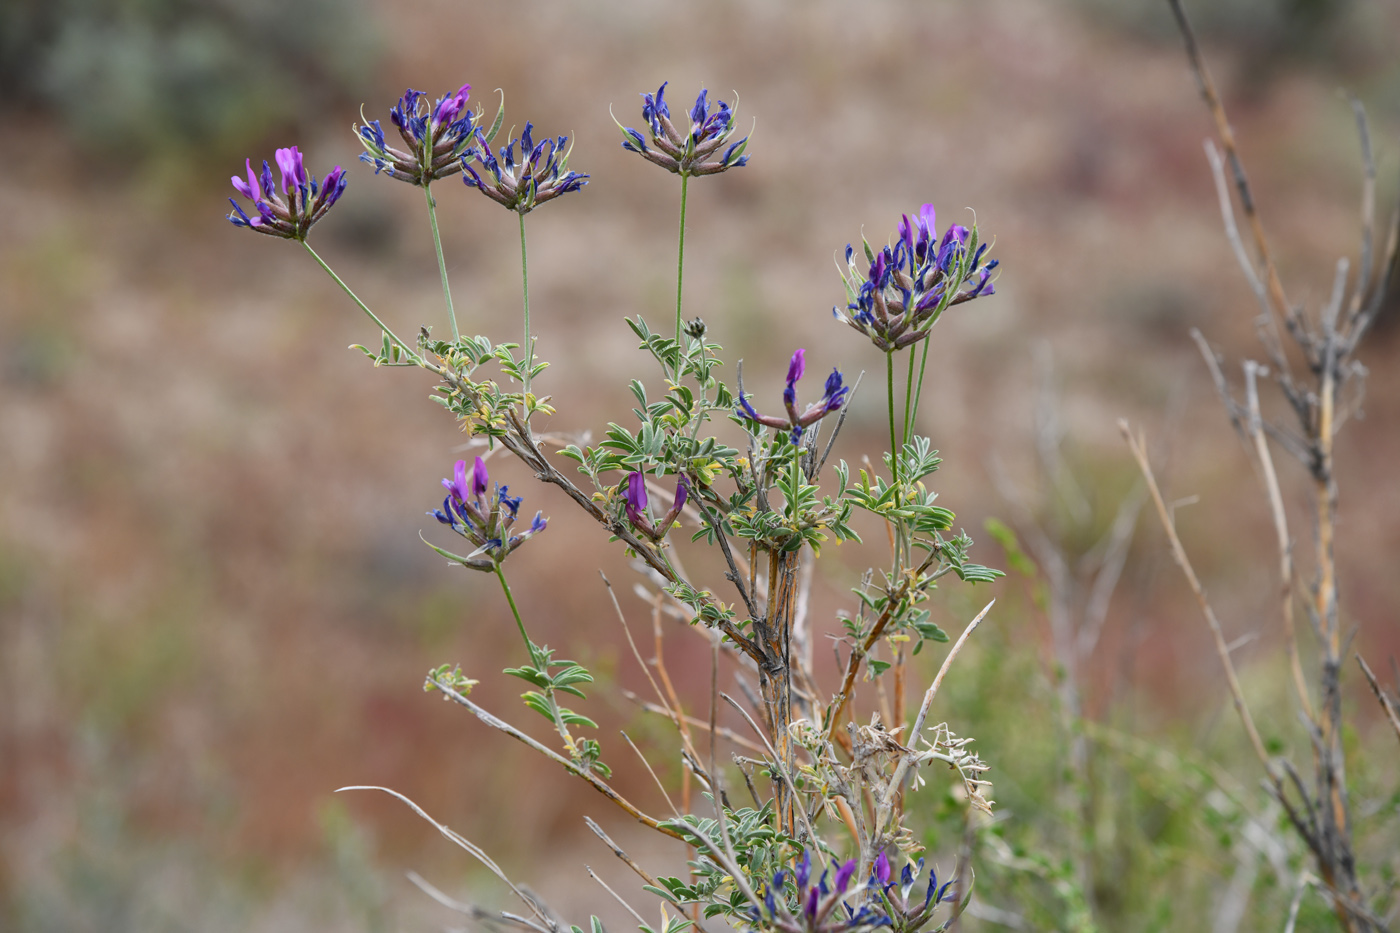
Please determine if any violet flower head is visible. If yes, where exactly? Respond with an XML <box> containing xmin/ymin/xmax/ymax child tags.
<box><xmin>621</xmin><ymin>471</ymin><xmax>689</xmax><ymax>542</ymax></box>
<box><xmin>462</xmin><ymin>122</ymin><xmax>589</xmax><ymax>214</ymax></box>
<box><xmin>227</xmin><ymin>148</ymin><xmax>346</xmax><ymax>241</ymax></box>
<box><xmin>869</xmin><ymin>857</ymin><xmax>956</xmax><ymax>931</ymax></box>
<box><xmin>749</xmin><ymin>852</ymin><xmax>890</xmax><ymax>933</ymax></box>
<box><xmin>736</xmin><ymin>349</ymin><xmax>850</xmax><ymax>444</ymax></box>
<box><xmin>355</xmin><ymin>84</ymin><xmax>479</xmax><ymax>186</ymax></box>
<box><xmin>429</xmin><ymin>457</ymin><xmax>546</xmax><ymax>569</ymax></box>
<box><xmin>833</xmin><ymin>204</ymin><xmax>999</xmax><ymax>352</ymax></box>
<box><xmin>616</xmin><ymin>82</ymin><xmax>749</xmax><ymax>177</ymax></box>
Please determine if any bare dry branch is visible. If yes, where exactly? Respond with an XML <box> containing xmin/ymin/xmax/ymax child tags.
<box><xmin>1356</xmin><ymin>655</ymin><xmax>1400</xmax><ymax>746</ymax></box>
<box><xmin>1167</xmin><ymin>0</ymin><xmax>1293</xmax><ymax>369</ymax></box>
<box><xmin>874</xmin><ymin>599</ymin><xmax>994</xmax><ymax>843</ymax></box>
<box><xmin>1120</xmin><ymin>421</ymin><xmax>1276</xmax><ymax>775</ymax></box>
<box><xmin>1243</xmin><ymin>361</ymin><xmax>1314</xmax><ymax>721</ymax></box>
<box><xmin>337</xmin><ymin>786</ymin><xmax>557</xmax><ymax>931</ymax></box>
<box><xmin>426</xmin><ymin>677</ymin><xmax>688</xmax><ymax>842</ymax></box>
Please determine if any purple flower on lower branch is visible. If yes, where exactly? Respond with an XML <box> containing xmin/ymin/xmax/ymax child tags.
<box><xmin>751</xmin><ymin>853</ymin><xmax>888</xmax><ymax>933</ymax></box>
<box><xmin>872</xmin><ymin>852</ymin><xmax>891</xmax><ymax>887</ymax></box>
<box><xmin>616</xmin><ymin>81</ymin><xmax>749</xmax><ymax>177</ymax></box>
<box><xmin>833</xmin><ymin>204</ymin><xmax>999</xmax><ymax>351</ymax></box>
<box><xmin>461</xmin><ymin>122</ymin><xmax>588</xmax><ymax>214</ymax></box>
<box><xmin>872</xmin><ymin>857</ymin><xmax>956</xmax><ymax>930</ymax></box>
<box><xmin>354</xmin><ymin>84</ymin><xmax>478</xmax><ymax>185</ymax></box>
<box><xmin>226</xmin><ymin>147</ymin><xmax>346</xmax><ymax>240</ymax></box>
<box><xmin>429</xmin><ymin>456</ymin><xmax>545</xmax><ymax>568</ymax></box>
<box><xmin>737</xmin><ymin>349</ymin><xmax>849</xmax><ymax>443</ymax></box>
<box><xmin>622</xmin><ymin>472</ymin><xmax>688</xmax><ymax>542</ymax></box>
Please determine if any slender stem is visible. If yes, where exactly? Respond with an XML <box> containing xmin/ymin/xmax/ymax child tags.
<box><xmin>493</xmin><ymin>563</ymin><xmax>533</xmax><ymax>658</ymax></box>
<box><xmin>675</xmin><ymin>173</ymin><xmax>691</xmax><ymax>382</ymax></box>
<box><xmin>423</xmin><ymin>183</ymin><xmax>460</xmax><ymax>343</ymax></box>
<box><xmin>301</xmin><ymin>240</ymin><xmax>418</xmax><ymax>361</ymax></box>
<box><xmin>908</xmin><ymin>338</ymin><xmax>933</xmax><ymax>438</ymax></box>
<box><xmin>495</xmin><ymin>562</ymin><xmax>579</xmax><ymax>756</ymax></box>
<box><xmin>518</xmin><ymin>211</ymin><xmax>532</xmax><ymax>399</ymax></box>
<box><xmin>900</xmin><ymin>347</ymin><xmax>916</xmax><ymax>451</ymax></box>
<box><xmin>885</xmin><ymin>349</ymin><xmax>899</xmax><ymax>482</ymax></box>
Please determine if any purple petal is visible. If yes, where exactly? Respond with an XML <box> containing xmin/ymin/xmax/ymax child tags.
<box><xmin>918</xmin><ymin>203</ymin><xmax>936</xmax><ymax>239</ymax></box>
<box><xmin>737</xmin><ymin>393</ymin><xmax>761</xmax><ymax>421</ymax></box>
<box><xmin>472</xmin><ymin>457</ymin><xmax>490</xmax><ymax>498</ymax></box>
<box><xmin>939</xmin><ymin>224</ymin><xmax>969</xmax><ymax>252</ymax></box>
<box><xmin>870</xmin><ymin>251</ymin><xmax>888</xmax><ymax>285</ymax></box>
<box><xmin>245</xmin><ymin>159</ymin><xmax>260</xmax><ymax>197</ymax></box>
<box><xmin>923</xmin><ymin>868</ymin><xmax>939</xmax><ymax>908</ymax></box>
<box><xmin>874</xmin><ymin>851</ymin><xmax>890</xmax><ymax>886</ymax></box>
<box><xmin>497</xmin><ymin>485</ymin><xmax>522</xmax><ymax>519</ymax></box>
<box><xmin>231</xmin><ymin>158</ymin><xmax>256</xmax><ymax>199</ymax></box>
<box><xmin>319</xmin><ymin>166</ymin><xmax>347</xmax><ymax>209</ymax></box>
<box><xmin>274</xmin><ymin>146</ymin><xmax>306</xmax><ymax>194</ymax></box>
<box><xmin>450</xmin><ymin>459</ymin><xmax>469</xmax><ymax>500</ymax></box>
<box><xmin>786</xmin><ymin>349</ymin><xmax>806</xmax><ymax>388</ymax></box>
<box><xmin>897</xmin><ymin>214</ymin><xmax>915</xmax><ymax>255</ymax></box>
<box><xmin>625</xmin><ymin>471</ymin><xmax>648</xmax><ymax>514</ymax></box>
<box><xmin>672</xmin><ymin>474</ymin><xmax>688</xmax><ymax>512</ymax></box>
<box><xmin>835</xmin><ymin>859</ymin><xmax>856</xmax><ymax>894</ymax></box>
<box><xmin>690</xmin><ymin>88</ymin><xmax>708</xmax><ymax>125</ymax></box>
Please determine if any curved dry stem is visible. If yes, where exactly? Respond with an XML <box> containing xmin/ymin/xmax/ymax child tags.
<box><xmin>1356</xmin><ymin>655</ymin><xmax>1400</xmax><ymax>747</ymax></box>
<box><xmin>1120</xmin><ymin>421</ymin><xmax>1275</xmax><ymax>775</ymax></box>
<box><xmin>824</xmin><ymin>546</ymin><xmax>944</xmax><ymax>743</ymax></box>
<box><xmin>336</xmin><ymin>785</ymin><xmax>555</xmax><ymax>930</ymax></box>
<box><xmin>721</xmin><ymin>692</ymin><xmax>819</xmax><ymax>844</ymax></box>
<box><xmin>872</xmin><ymin>599</ymin><xmax>994</xmax><ymax>844</ymax></box>
<box><xmin>427</xmin><ymin>676</ymin><xmax>688</xmax><ymax>842</ymax></box>
<box><xmin>1243</xmin><ymin>361</ymin><xmax>1315</xmax><ymax>721</ymax></box>
<box><xmin>1168</xmin><ymin>0</ymin><xmax>1293</xmax><ymax>371</ymax></box>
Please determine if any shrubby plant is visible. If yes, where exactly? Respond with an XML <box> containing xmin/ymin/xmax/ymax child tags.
<box><xmin>226</xmin><ymin>77</ymin><xmax>1005</xmax><ymax>932</ymax></box>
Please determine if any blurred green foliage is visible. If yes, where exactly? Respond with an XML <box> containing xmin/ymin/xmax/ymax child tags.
<box><xmin>908</xmin><ymin>551</ymin><xmax>1400</xmax><ymax>931</ymax></box>
<box><xmin>0</xmin><ymin>0</ymin><xmax>377</xmax><ymax>159</ymax></box>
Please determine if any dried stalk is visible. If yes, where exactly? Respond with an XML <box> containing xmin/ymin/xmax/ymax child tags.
<box><xmin>427</xmin><ymin>676</ymin><xmax>688</xmax><ymax>842</ymax></box>
<box><xmin>1356</xmin><ymin>656</ymin><xmax>1400</xmax><ymax>747</ymax></box>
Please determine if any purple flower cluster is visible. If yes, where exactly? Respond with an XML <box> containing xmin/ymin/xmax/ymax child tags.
<box><xmin>833</xmin><ymin>205</ymin><xmax>998</xmax><ymax>351</ymax></box>
<box><xmin>737</xmin><ymin>349</ymin><xmax>849</xmax><ymax>443</ymax></box>
<box><xmin>750</xmin><ymin>851</ymin><xmax>888</xmax><ymax>933</ymax></box>
<box><xmin>430</xmin><ymin>457</ymin><xmax>547</xmax><ymax>568</ymax></box>
<box><xmin>869</xmin><ymin>853</ymin><xmax>955</xmax><ymax>932</ymax></box>
<box><xmin>355</xmin><ymin>85</ymin><xmax>477</xmax><ymax>186</ymax></box>
<box><xmin>226</xmin><ymin>147</ymin><xmax>346</xmax><ymax>240</ymax></box>
<box><xmin>622</xmin><ymin>472</ymin><xmax>688</xmax><ymax>541</ymax></box>
<box><xmin>461</xmin><ymin>122</ymin><xmax>588</xmax><ymax>214</ymax></box>
<box><xmin>617</xmin><ymin>82</ymin><xmax>749</xmax><ymax>177</ymax></box>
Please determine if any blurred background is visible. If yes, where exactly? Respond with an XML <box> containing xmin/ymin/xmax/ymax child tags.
<box><xmin>2</xmin><ymin>0</ymin><xmax>1399</xmax><ymax>929</ymax></box>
